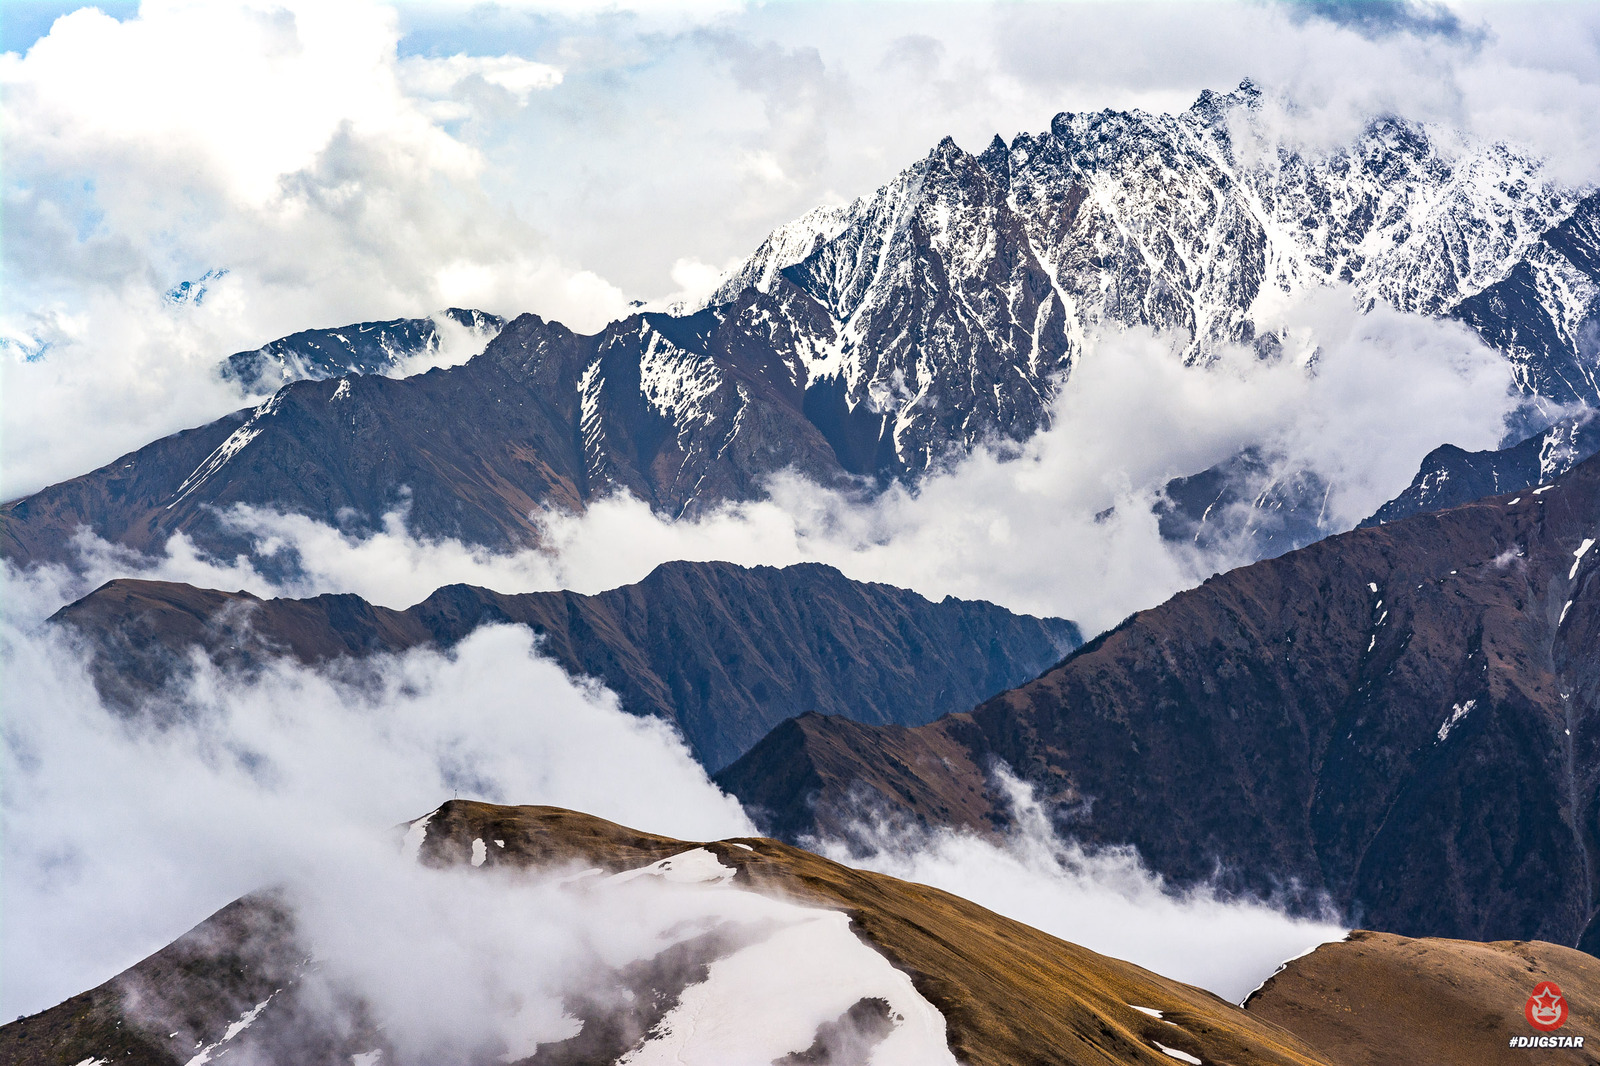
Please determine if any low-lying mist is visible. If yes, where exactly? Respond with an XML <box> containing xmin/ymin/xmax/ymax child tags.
<box><xmin>45</xmin><ymin>289</ymin><xmax>1517</xmax><ymax>635</ymax></box>
<box><xmin>5</xmin><ymin>558</ymin><xmax>1346</xmax><ymax>1034</ymax></box>
<box><xmin>815</xmin><ymin>772</ymin><xmax>1347</xmax><ymax>1005</ymax></box>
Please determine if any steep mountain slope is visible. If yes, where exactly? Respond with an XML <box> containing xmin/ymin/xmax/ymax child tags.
<box><xmin>221</xmin><ymin>308</ymin><xmax>504</xmax><ymax>391</ymax></box>
<box><xmin>1454</xmin><ymin>189</ymin><xmax>1600</xmax><ymax>413</ymax></box>
<box><xmin>54</xmin><ymin>560</ymin><xmax>1080</xmax><ymax>771</ymax></box>
<box><xmin>1244</xmin><ymin>930</ymin><xmax>1600</xmax><ymax>1065</ymax></box>
<box><xmin>719</xmin><ymin>451</ymin><xmax>1600</xmax><ymax>948</ymax></box>
<box><xmin>0</xmin><ymin>801</ymin><xmax>1335</xmax><ymax>1066</ymax></box>
<box><xmin>707</xmin><ymin>82</ymin><xmax>1587</xmax><ymax>477</ymax></box>
<box><xmin>0</xmin><ymin>296</ymin><xmax>853</xmax><ymax>566</ymax></box>
<box><xmin>4</xmin><ymin>85</ymin><xmax>1591</xmax><ymax>572</ymax></box>
<box><xmin>1364</xmin><ymin>407</ymin><xmax>1600</xmax><ymax>527</ymax></box>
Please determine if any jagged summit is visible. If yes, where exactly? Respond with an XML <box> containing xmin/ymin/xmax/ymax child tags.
<box><xmin>5</xmin><ymin>86</ymin><xmax>1596</xmax><ymax>573</ymax></box>
<box><xmin>702</xmin><ymin>83</ymin><xmax>1586</xmax><ymax>479</ymax></box>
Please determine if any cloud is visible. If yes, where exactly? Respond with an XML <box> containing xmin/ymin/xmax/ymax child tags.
<box><xmin>4</xmin><ymin>553</ymin><xmax>1341</xmax><ymax>1039</ymax></box>
<box><xmin>816</xmin><ymin>770</ymin><xmax>1347</xmax><ymax>1004</ymax></box>
<box><xmin>0</xmin><ymin>0</ymin><xmax>630</xmax><ymax>499</ymax></box>
<box><xmin>0</xmin><ymin>560</ymin><xmax>751</xmax><ymax>1018</ymax></box>
<box><xmin>400</xmin><ymin>52</ymin><xmax>563</xmax><ymax>105</ymax></box>
<box><xmin>289</xmin><ymin>857</ymin><xmax>958</xmax><ymax>1065</ymax></box>
<box><xmin>1286</xmin><ymin>0</ymin><xmax>1478</xmax><ymax>43</ymax></box>
<box><xmin>31</xmin><ymin>286</ymin><xmax>1514</xmax><ymax>634</ymax></box>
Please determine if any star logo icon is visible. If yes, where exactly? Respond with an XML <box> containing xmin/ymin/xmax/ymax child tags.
<box><xmin>1525</xmin><ymin>981</ymin><xmax>1569</xmax><ymax>1032</ymax></box>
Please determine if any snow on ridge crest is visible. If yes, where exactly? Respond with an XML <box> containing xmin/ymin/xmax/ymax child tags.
<box><xmin>663</xmin><ymin>82</ymin><xmax>1585</xmax><ymax>481</ymax></box>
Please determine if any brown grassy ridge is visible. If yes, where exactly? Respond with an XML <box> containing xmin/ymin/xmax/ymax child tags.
<box><xmin>1246</xmin><ymin>929</ymin><xmax>1600</xmax><ymax>1066</ymax></box>
<box><xmin>420</xmin><ymin>800</ymin><xmax>1331</xmax><ymax>1066</ymax></box>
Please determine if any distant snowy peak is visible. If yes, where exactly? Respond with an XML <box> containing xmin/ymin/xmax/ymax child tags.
<box><xmin>220</xmin><ymin>307</ymin><xmax>505</xmax><ymax>393</ymax></box>
<box><xmin>715</xmin><ymin>82</ymin><xmax>1570</xmax><ymax>326</ymax></box>
<box><xmin>691</xmin><ymin>82</ymin><xmax>1589</xmax><ymax>476</ymax></box>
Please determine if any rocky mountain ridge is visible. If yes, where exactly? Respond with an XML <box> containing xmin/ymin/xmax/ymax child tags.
<box><xmin>7</xmin><ymin>802</ymin><xmax>1591</xmax><ymax>1066</ymax></box>
<box><xmin>221</xmin><ymin>308</ymin><xmax>504</xmax><ymax>392</ymax></box>
<box><xmin>54</xmin><ymin>560</ymin><xmax>1079</xmax><ymax>771</ymax></box>
<box><xmin>719</xmin><ymin>449</ymin><xmax>1600</xmax><ymax>950</ymax></box>
<box><xmin>1364</xmin><ymin>407</ymin><xmax>1600</xmax><ymax>527</ymax></box>
<box><xmin>6</xmin><ymin>84</ymin><xmax>1597</xmax><ymax>573</ymax></box>
<box><xmin>706</xmin><ymin>82</ymin><xmax>1595</xmax><ymax>474</ymax></box>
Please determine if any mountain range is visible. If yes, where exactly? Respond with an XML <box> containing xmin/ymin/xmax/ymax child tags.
<box><xmin>54</xmin><ymin>560</ymin><xmax>1079</xmax><ymax>771</ymax></box>
<box><xmin>5</xmin><ymin>801</ymin><xmax>1592</xmax><ymax>1066</ymax></box>
<box><xmin>5</xmin><ymin>83</ymin><xmax>1599</xmax><ymax>573</ymax></box>
<box><xmin>704</xmin><ymin>81</ymin><xmax>1595</xmax><ymax>470</ymax></box>
<box><xmin>9</xmin><ymin>79</ymin><xmax>1600</xmax><ymax>1065</ymax></box>
<box><xmin>720</xmin><ymin>449</ymin><xmax>1600</xmax><ymax>950</ymax></box>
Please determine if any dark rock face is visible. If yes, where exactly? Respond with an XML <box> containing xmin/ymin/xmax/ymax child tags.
<box><xmin>220</xmin><ymin>308</ymin><xmax>504</xmax><ymax>391</ymax></box>
<box><xmin>1154</xmin><ymin>446</ymin><xmax>1334</xmax><ymax>562</ymax></box>
<box><xmin>1364</xmin><ymin>408</ymin><xmax>1600</xmax><ymax>527</ymax></box>
<box><xmin>55</xmin><ymin>560</ymin><xmax>1080</xmax><ymax>771</ymax></box>
<box><xmin>1454</xmin><ymin>190</ymin><xmax>1600</xmax><ymax>413</ymax></box>
<box><xmin>719</xmin><ymin>452</ymin><xmax>1600</xmax><ymax>948</ymax></box>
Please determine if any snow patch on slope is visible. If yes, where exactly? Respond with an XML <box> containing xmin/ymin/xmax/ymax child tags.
<box><xmin>183</xmin><ymin>994</ymin><xmax>275</xmax><ymax>1066</ymax></box>
<box><xmin>1571</xmin><ymin>537</ymin><xmax>1595</xmax><ymax>579</ymax></box>
<box><xmin>402</xmin><ymin>810</ymin><xmax>436</xmax><ymax>864</ymax></box>
<box><xmin>620</xmin><ymin>907</ymin><xmax>957</xmax><ymax>1066</ymax></box>
<box><xmin>609</xmin><ymin>848</ymin><xmax>735</xmax><ymax>886</ymax></box>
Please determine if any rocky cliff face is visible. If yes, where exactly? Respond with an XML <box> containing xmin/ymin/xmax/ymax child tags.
<box><xmin>719</xmin><ymin>451</ymin><xmax>1600</xmax><ymax>949</ymax></box>
<box><xmin>706</xmin><ymin>82</ymin><xmax>1590</xmax><ymax>477</ymax></box>
<box><xmin>55</xmin><ymin>560</ymin><xmax>1080</xmax><ymax>771</ymax></box>
<box><xmin>1454</xmin><ymin>190</ymin><xmax>1600</xmax><ymax>415</ymax></box>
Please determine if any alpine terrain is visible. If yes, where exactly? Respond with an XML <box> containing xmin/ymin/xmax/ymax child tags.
<box><xmin>5</xmin><ymin>802</ymin><xmax>1589</xmax><ymax>1066</ymax></box>
<box><xmin>6</xmin><ymin>83</ymin><xmax>1599</xmax><ymax>571</ymax></box>
<box><xmin>719</xmin><ymin>450</ymin><xmax>1600</xmax><ymax>950</ymax></box>
<box><xmin>53</xmin><ymin>560</ymin><xmax>1079</xmax><ymax>771</ymax></box>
